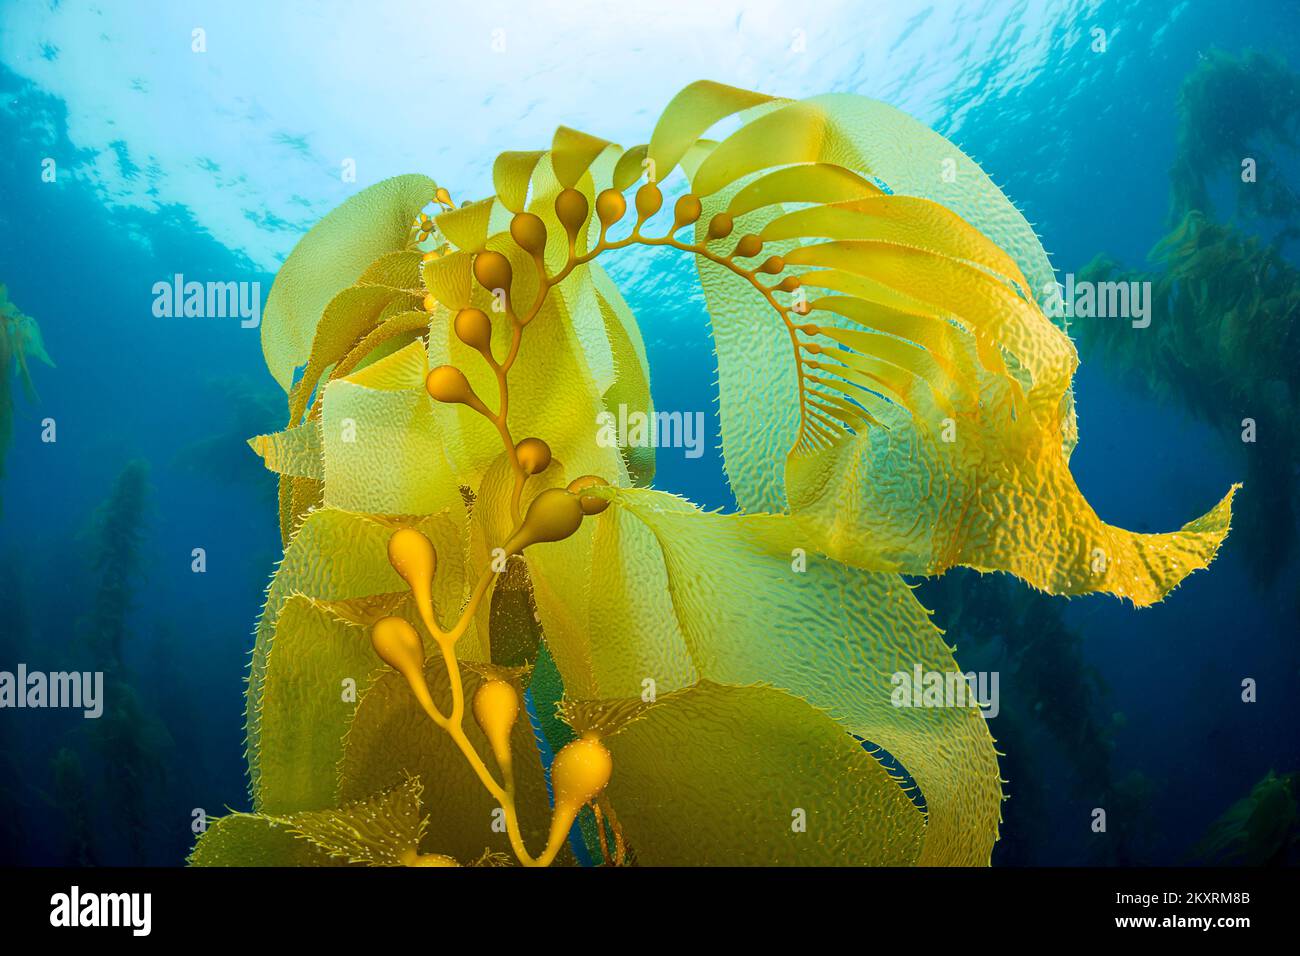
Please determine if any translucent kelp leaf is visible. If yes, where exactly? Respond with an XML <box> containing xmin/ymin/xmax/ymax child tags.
<box><xmin>686</xmin><ymin>95</ymin><xmax>1062</xmax><ymax>516</ymax></box>
<box><xmin>338</xmin><ymin>658</ymin><xmax>567</xmax><ymax>864</ymax></box>
<box><xmin>321</xmin><ymin>342</ymin><xmax>466</xmax><ymax>517</ymax></box>
<box><xmin>612</xmin><ymin>144</ymin><xmax>649</xmax><ymax>192</ymax></box>
<box><xmin>280</xmin><ymin>775</ymin><xmax>428</xmax><ymax>866</ymax></box>
<box><xmin>487</xmin><ymin>557</ymin><xmax>543</xmax><ymax>669</ymax></box>
<box><xmin>527</xmin><ymin>644</ymin><xmax>581</xmax><ymax>760</ymax></box>
<box><xmin>785</xmin><ymin>391</ymin><xmax>1239</xmax><ymax>605</ymax></box>
<box><xmin>590</xmin><ymin>265</ymin><xmax>655</xmax><ymax>486</ymax></box>
<box><xmin>493</xmin><ymin>150</ymin><xmax>547</xmax><ymax>212</ymax></box>
<box><xmin>675</xmin><ymin>93</ymin><xmax>1234</xmax><ymax>604</ymax></box>
<box><xmin>279</xmin><ymin>473</ymin><xmax>324</xmax><ymax>544</ymax></box>
<box><xmin>584</xmin><ymin>501</ymin><xmax>696</xmax><ymax>696</ymax></box>
<box><xmin>356</xmin><ymin>250</ymin><xmax>425</xmax><ymax>292</ymax></box>
<box><xmin>435</xmin><ymin>198</ymin><xmax>496</xmax><ymax>253</ymax></box>
<box><xmin>190</xmin><ymin>776</ymin><xmax>439</xmax><ymax>867</ymax></box>
<box><xmin>570</xmin><ymin>486</ymin><xmax>1002</xmax><ymax>865</ymax></box>
<box><xmin>646</xmin><ymin>80</ymin><xmax>780</xmax><ymax>182</ymax></box>
<box><xmin>288</xmin><ymin>284</ymin><xmax>420</xmax><ymax>424</ymax></box>
<box><xmin>256</xmin><ymin>596</ymin><xmax>381</xmax><ymax>813</ymax></box>
<box><xmin>551</xmin><ymin>125</ymin><xmax>615</xmax><ymax>189</ymax></box>
<box><xmin>422</xmin><ymin>249</ymin><xmax>473</xmax><ymax>310</ymax></box>
<box><xmin>187</xmin><ymin>813</ymin><xmax>342</xmax><ymax>867</ymax></box>
<box><xmin>695</xmin><ymin>94</ymin><xmax>1056</xmax><ymax>303</ymax></box>
<box><xmin>328</xmin><ymin>309</ymin><xmax>431</xmax><ymax>383</ymax></box>
<box><xmin>262</xmin><ymin>174</ymin><xmax>437</xmax><ymax>391</ymax></box>
<box><xmin>727</xmin><ymin>163</ymin><xmax>884</xmax><ymax>218</ymax></box>
<box><xmin>248</xmin><ymin>420</ymin><xmax>323</xmax><ymax>479</ymax></box>
<box><xmin>246</xmin><ymin>506</ymin><xmax>472</xmax><ymax>803</ymax></box>
<box><xmin>601</xmin><ymin>681</ymin><xmax>925</xmax><ymax>865</ymax></box>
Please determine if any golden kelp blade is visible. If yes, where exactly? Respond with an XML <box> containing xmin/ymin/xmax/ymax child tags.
<box><xmin>668</xmin><ymin>88</ymin><xmax>1235</xmax><ymax>604</ymax></box>
<box><xmin>261</xmin><ymin>174</ymin><xmax>438</xmax><ymax>393</ymax></box>
<box><xmin>191</xmin><ymin>776</ymin><xmax>452</xmax><ymax>867</ymax></box>
<box><xmin>529</xmin><ymin>485</ymin><xmax>1002</xmax><ymax>866</ymax></box>
<box><xmin>785</xmin><ymin>400</ymin><xmax>1238</xmax><ymax>604</ymax></box>
<box><xmin>599</xmin><ymin>682</ymin><xmax>926</xmax><ymax>865</ymax></box>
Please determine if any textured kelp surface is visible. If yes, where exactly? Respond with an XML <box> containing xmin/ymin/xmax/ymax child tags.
<box><xmin>194</xmin><ymin>81</ymin><xmax>1234</xmax><ymax>867</ymax></box>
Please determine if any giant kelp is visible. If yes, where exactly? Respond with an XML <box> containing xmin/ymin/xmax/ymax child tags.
<box><xmin>194</xmin><ymin>82</ymin><xmax>1235</xmax><ymax>867</ymax></box>
<box><xmin>1192</xmin><ymin>769</ymin><xmax>1298</xmax><ymax>866</ymax></box>
<box><xmin>75</xmin><ymin>460</ymin><xmax>172</xmax><ymax>863</ymax></box>
<box><xmin>1078</xmin><ymin>218</ymin><xmax>1299</xmax><ymax>578</ymax></box>
<box><xmin>86</xmin><ymin>460</ymin><xmax>150</xmax><ymax>669</ymax></box>
<box><xmin>1078</xmin><ymin>49</ymin><xmax>1300</xmax><ymax>583</ymax></box>
<box><xmin>1170</xmin><ymin>49</ymin><xmax>1300</xmax><ymax>225</ymax></box>
<box><xmin>921</xmin><ymin>568</ymin><xmax>1164</xmax><ymax>864</ymax></box>
<box><xmin>0</xmin><ymin>282</ymin><xmax>54</xmax><ymax>511</ymax></box>
<box><xmin>0</xmin><ymin>552</ymin><xmax>32</xmax><ymax>863</ymax></box>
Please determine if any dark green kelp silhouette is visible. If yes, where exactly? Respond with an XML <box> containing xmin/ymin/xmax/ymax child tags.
<box><xmin>0</xmin><ymin>551</ymin><xmax>33</xmax><ymax>863</ymax></box>
<box><xmin>86</xmin><ymin>460</ymin><xmax>150</xmax><ymax>669</ymax></box>
<box><xmin>1171</xmin><ymin>49</ymin><xmax>1300</xmax><ymax>225</ymax></box>
<box><xmin>921</xmin><ymin>571</ymin><xmax>1153</xmax><ymax>864</ymax></box>
<box><xmin>1078</xmin><ymin>49</ymin><xmax>1300</xmax><ymax>582</ymax></box>
<box><xmin>83</xmin><ymin>461</ymin><xmax>171</xmax><ymax>862</ymax></box>
<box><xmin>49</xmin><ymin>747</ymin><xmax>98</xmax><ymax>866</ymax></box>
<box><xmin>42</xmin><ymin>460</ymin><xmax>174</xmax><ymax>863</ymax></box>
<box><xmin>1193</xmin><ymin>770</ymin><xmax>1298</xmax><ymax>865</ymax></box>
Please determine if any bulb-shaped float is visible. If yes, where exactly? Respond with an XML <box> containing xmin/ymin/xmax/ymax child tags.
<box><xmin>388</xmin><ymin>528</ymin><xmax>438</xmax><ymax>632</ymax></box>
<box><xmin>472</xmin><ymin>680</ymin><xmax>519</xmax><ymax>773</ymax></box>
<box><xmin>545</xmin><ymin>734</ymin><xmax>613</xmax><ymax>858</ymax></box>
<box><xmin>370</xmin><ymin>616</ymin><xmax>441</xmax><ymax>722</ymax></box>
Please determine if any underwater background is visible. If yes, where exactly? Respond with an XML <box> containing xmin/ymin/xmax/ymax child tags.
<box><xmin>1</xmin><ymin>0</ymin><xmax>1297</xmax><ymax>866</ymax></box>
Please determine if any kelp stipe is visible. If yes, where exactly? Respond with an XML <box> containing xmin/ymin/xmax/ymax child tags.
<box><xmin>49</xmin><ymin>747</ymin><xmax>97</xmax><ymax>867</ymax></box>
<box><xmin>78</xmin><ymin>460</ymin><xmax>171</xmax><ymax>863</ymax></box>
<box><xmin>195</xmin><ymin>82</ymin><xmax>1236</xmax><ymax>867</ymax></box>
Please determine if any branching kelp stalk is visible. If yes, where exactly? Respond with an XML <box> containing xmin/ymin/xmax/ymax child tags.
<box><xmin>196</xmin><ymin>82</ymin><xmax>1236</xmax><ymax>868</ymax></box>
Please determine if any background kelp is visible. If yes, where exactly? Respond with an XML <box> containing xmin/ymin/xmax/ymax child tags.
<box><xmin>1078</xmin><ymin>219</ymin><xmax>1299</xmax><ymax>578</ymax></box>
<box><xmin>0</xmin><ymin>282</ymin><xmax>53</xmax><ymax>511</ymax></box>
<box><xmin>78</xmin><ymin>461</ymin><xmax>173</xmax><ymax>863</ymax></box>
<box><xmin>1171</xmin><ymin>49</ymin><xmax>1300</xmax><ymax>224</ymax></box>
<box><xmin>0</xmin><ymin>462</ymin><xmax>180</xmax><ymax>864</ymax></box>
<box><xmin>196</xmin><ymin>81</ymin><xmax>1234</xmax><ymax>867</ymax></box>
<box><xmin>1192</xmin><ymin>769</ymin><xmax>1298</xmax><ymax>866</ymax></box>
<box><xmin>1079</xmin><ymin>50</ymin><xmax>1300</xmax><ymax>584</ymax></box>
<box><xmin>919</xmin><ymin>569</ymin><xmax>1161</xmax><ymax>864</ymax></box>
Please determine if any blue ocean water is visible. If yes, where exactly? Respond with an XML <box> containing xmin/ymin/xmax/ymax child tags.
<box><xmin>0</xmin><ymin>0</ymin><xmax>1297</xmax><ymax>865</ymax></box>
